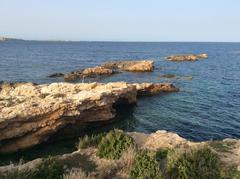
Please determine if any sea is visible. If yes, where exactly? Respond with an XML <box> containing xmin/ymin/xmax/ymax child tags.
<box><xmin>0</xmin><ymin>41</ymin><xmax>240</xmax><ymax>164</ymax></box>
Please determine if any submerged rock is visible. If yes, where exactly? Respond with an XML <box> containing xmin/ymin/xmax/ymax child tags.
<box><xmin>102</xmin><ymin>60</ymin><xmax>154</xmax><ymax>72</ymax></box>
<box><xmin>159</xmin><ymin>74</ymin><xmax>176</xmax><ymax>79</ymax></box>
<box><xmin>47</xmin><ymin>73</ymin><xmax>64</xmax><ymax>78</ymax></box>
<box><xmin>158</xmin><ymin>74</ymin><xmax>193</xmax><ymax>81</ymax></box>
<box><xmin>166</xmin><ymin>54</ymin><xmax>208</xmax><ymax>61</ymax></box>
<box><xmin>0</xmin><ymin>82</ymin><xmax>178</xmax><ymax>153</ymax></box>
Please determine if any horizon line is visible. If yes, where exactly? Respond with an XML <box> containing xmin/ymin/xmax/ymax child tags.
<box><xmin>1</xmin><ymin>36</ymin><xmax>240</xmax><ymax>43</ymax></box>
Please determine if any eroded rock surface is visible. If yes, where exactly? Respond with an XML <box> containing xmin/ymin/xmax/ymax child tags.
<box><xmin>102</xmin><ymin>60</ymin><xmax>154</xmax><ymax>72</ymax></box>
<box><xmin>0</xmin><ymin>82</ymin><xmax>178</xmax><ymax>153</ymax></box>
<box><xmin>166</xmin><ymin>54</ymin><xmax>208</xmax><ymax>61</ymax></box>
<box><xmin>48</xmin><ymin>60</ymin><xmax>154</xmax><ymax>81</ymax></box>
<box><xmin>64</xmin><ymin>66</ymin><xmax>113</xmax><ymax>81</ymax></box>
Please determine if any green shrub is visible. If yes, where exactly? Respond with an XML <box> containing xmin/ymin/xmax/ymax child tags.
<box><xmin>97</xmin><ymin>130</ymin><xmax>134</xmax><ymax>160</ymax></box>
<box><xmin>28</xmin><ymin>157</ymin><xmax>64</xmax><ymax>179</ymax></box>
<box><xmin>156</xmin><ymin>148</ymin><xmax>169</xmax><ymax>161</ymax></box>
<box><xmin>77</xmin><ymin>133</ymin><xmax>106</xmax><ymax>149</ymax></box>
<box><xmin>0</xmin><ymin>157</ymin><xmax>64</xmax><ymax>179</ymax></box>
<box><xmin>130</xmin><ymin>150</ymin><xmax>162</xmax><ymax>179</ymax></box>
<box><xmin>166</xmin><ymin>147</ymin><xmax>224</xmax><ymax>179</ymax></box>
<box><xmin>30</xmin><ymin>156</ymin><xmax>64</xmax><ymax>179</ymax></box>
<box><xmin>0</xmin><ymin>169</ymin><xmax>29</xmax><ymax>179</ymax></box>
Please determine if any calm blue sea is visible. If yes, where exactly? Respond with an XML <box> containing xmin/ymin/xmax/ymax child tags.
<box><xmin>0</xmin><ymin>41</ymin><xmax>240</xmax><ymax>143</ymax></box>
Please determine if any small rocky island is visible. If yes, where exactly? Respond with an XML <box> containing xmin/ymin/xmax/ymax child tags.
<box><xmin>166</xmin><ymin>54</ymin><xmax>208</xmax><ymax>61</ymax></box>
<box><xmin>48</xmin><ymin>60</ymin><xmax>154</xmax><ymax>81</ymax></box>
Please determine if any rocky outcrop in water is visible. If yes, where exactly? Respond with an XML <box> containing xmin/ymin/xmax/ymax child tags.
<box><xmin>48</xmin><ymin>60</ymin><xmax>154</xmax><ymax>81</ymax></box>
<box><xmin>166</xmin><ymin>54</ymin><xmax>208</xmax><ymax>61</ymax></box>
<box><xmin>0</xmin><ymin>82</ymin><xmax>178</xmax><ymax>153</ymax></box>
<box><xmin>102</xmin><ymin>60</ymin><xmax>154</xmax><ymax>72</ymax></box>
<box><xmin>47</xmin><ymin>73</ymin><xmax>64</xmax><ymax>78</ymax></box>
<box><xmin>63</xmin><ymin>66</ymin><xmax>114</xmax><ymax>81</ymax></box>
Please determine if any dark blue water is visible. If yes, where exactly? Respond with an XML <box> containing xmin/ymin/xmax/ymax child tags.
<box><xmin>1</xmin><ymin>41</ymin><xmax>240</xmax><ymax>141</ymax></box>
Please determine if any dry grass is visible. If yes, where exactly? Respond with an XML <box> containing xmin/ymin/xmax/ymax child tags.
<box><xmin>63</xmin><ymin>168</ymin><xmax>93</xmax><ymax>179</ymax></box>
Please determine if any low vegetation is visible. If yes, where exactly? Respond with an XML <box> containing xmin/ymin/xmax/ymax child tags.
<box><xmin>166</xmin><ymin>147</ymin><xmax>223</xmax><ymax>179</ymax></box>
<box><xmin>97</xmin><ymin>130</ymin><xmax>135</xmax><ymax>160</ymax></box>
<box><xmin>209</xmin><ymin>140</ymin><xmax>236</xmax><ymax>153</ymax></box>
<box><xmin>0</xmin><ymin>157</ymin><xmax>64</xmax><ymax>179</ymax></box>
<box><xmin>1</xmin><ymin>131</ymin><xmax>239</xmax><ymax>179</ymax></box>
<box><xmin>77</xmin><ymin>133</ymin><xmax>106</xmax><ymax>149</ymax></box>
<box><xmin>130</xmin><ymin>150</ymin><xmax>162</xmax><ymax>179</ymax></box>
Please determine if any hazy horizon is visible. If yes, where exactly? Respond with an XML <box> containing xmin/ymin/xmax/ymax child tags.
<box><xmin>1</xmin><ymin>0</ymin><xmax>240</xmax><ymax>42</ymax></box>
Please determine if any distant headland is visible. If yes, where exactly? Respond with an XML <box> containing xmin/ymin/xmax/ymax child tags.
<box><xmin>0</xmin><ymin>36</ymin><xmax>24</xmax><ymax>41</ymax></box>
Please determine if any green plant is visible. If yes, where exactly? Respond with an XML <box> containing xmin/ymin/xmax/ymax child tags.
<box><xmin>0</xmin><ymin>157</ymin><xmax>64</xmax><ymax>179</ymax></box>
<box><xmin>166</xmin><ymin>147</ymin><xmax>224</xmax><ymax>179</ymax></box>
<box><xmin>156</xmin><ymin>148</ymin><xmax>169</xmax><ymax>161</ymax></box>
<box><xmin>29</xmin><ymin>156</ymin><xmax>64</xmax><ymax>179</ymax></box>
<box><xmin>130</xmin><ymin>150</ymin><xmax>162</xmax><ymax>179</ymax></box>
<box><xmin>77</xmin><ymin>133</ymin><xmax>106</xmax><ymax>149</ymax></box>
<box><xmin>209</xmin><ymin>140</ymin><xmax>236</xmax><ymax>153</ymax></box>
<box><xmin>0</xmin><ymin>169</ymin><xmax>29</xmax><ymax>179</ymax></box>
<box><xmin>97</xmin><ymin>130</ymin><xmax>134</xmax><ymax>160</ymax></box>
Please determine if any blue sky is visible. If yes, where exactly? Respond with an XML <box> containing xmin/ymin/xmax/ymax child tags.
<box><xmin>0</xmin><ymin>0</ymin><xmax>240</xmax><ymax>42</ymax></box>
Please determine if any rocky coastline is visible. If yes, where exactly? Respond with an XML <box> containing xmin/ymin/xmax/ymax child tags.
<box><xmin>0</xmin><ymin>130</ymin><xmax>239</xmax><ymax>178</ymax></box>
<box><xmin>0</xmin><ymin>82</ymin><xmax>178</xmax><ymax>153</ymax></box>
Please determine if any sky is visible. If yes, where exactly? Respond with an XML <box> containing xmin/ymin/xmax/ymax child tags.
<box><xmin>0</xmin><ymin>0</ymin><xmax>240</xmax><ymax>42</ymax></box>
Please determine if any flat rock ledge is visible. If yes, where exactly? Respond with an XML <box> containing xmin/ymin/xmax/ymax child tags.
<box><xmin>0</xmin><ymin>82</ymin><xmax>178</xmax><ymax>153</ymax></box>
<box><xmin>166</xmin><ymin>54</ymin><xmax>208</xmax><ymax>61</ymax></box>
<box><xmin>101</xmin><ymin>60</ymin><xmax>154</xmax><ymax>72</ymax></box>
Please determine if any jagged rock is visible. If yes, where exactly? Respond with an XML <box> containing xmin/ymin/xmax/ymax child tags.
<box><xmin>102</xmin><ymin>60</ymin><xmax>154</xmax><ymax>72</ymax></box>
<box><xmin>166</xmin><ymin>54</ymin><xmax>208</xmax><ymax>61</ymax></box>
<box><xmin>48</xmin><ymin>60</ymin><xmax>154</xmax><ymax>81</ymax></box>
<box><xmin>134</xmin><ymin>83</ymin><xmax>179</xmax><ymax>96</ymax></box>
<box><xmin>63</xmin><ymin>70</ymin><xmax>83</xmax><ymax>81</ymax></box>
<box><xmin>63</xmin><ymin>66</ymin><xmax>113</xmax><ymax>81</ymax></box>
<box><xmin>0</xmin><ymin>82</ymin><xmax>178</xmax><ymax>153</ymax></box>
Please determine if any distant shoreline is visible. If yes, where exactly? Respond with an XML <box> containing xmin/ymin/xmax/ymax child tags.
<box><xmin>1</xmin><ymin>36</ymin><xmax>240</xmax><ymax>43</ymax></box>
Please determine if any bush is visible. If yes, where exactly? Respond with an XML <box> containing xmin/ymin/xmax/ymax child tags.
<box><xmin>166</xmin><ymin>147</ymin><xmax>224</xmax><ymax>179</ymax></box>
<box><xmin>0</xmin><ymin>169</ymin><xmax>29</xmax><ymax>179</ymax></box>
<box><xmin>28</xmin><ymin>157</ymin><xmax>64</xmax><ymax>179</ymax></box>
<box><xmin>130</xmin><ymin>150</ymin><xmax>162</xmax><ymax>179</ymax></box>
<box><xmin>97</xmin><ymin>130</ymin><xmax>134</xmax><ymax>160</ymax></box>
<box><xmin>77</xmin><ymin>133</ymin><xmax>106</xmax><ymax>149</ymax></box>
<box><xmin>0</xmin><ymin>157</ymin><xmax>64</xmax><ymax>179</ymax></box>
<box><xmin>156</xmin><ymin>148</ymin><xmax>169</xmax><ymax>161</ymax></box>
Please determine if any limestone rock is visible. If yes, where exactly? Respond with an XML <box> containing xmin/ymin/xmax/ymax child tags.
<box><xmin>166</xmin><ymin>54</ymin><xmax>208</xmax><ymax>61</ymax></box>
<box><xmin>63</xmin><ymin>66</ymin><xmax>113</xmax><ymax>81</ymax></box>
<box><xmin>0</xmin><ymin>82</ymin><xmax>178</xmax><ymax>153</ymax></box>
<box><xmin>134</xmin><ymin>82</ymin><xmax>179</xmax><ymax>96</ymax></box>
<box><xmin>102</xmin><ymin>60</ymin><xmax>154</xmax><ymax>72</ymax></box>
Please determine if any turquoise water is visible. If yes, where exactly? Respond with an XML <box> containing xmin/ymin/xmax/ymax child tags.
<box><xmin>0</xmin><ymin>42</ymin><xmax>240</xmax><ymax>162</ymax></box>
